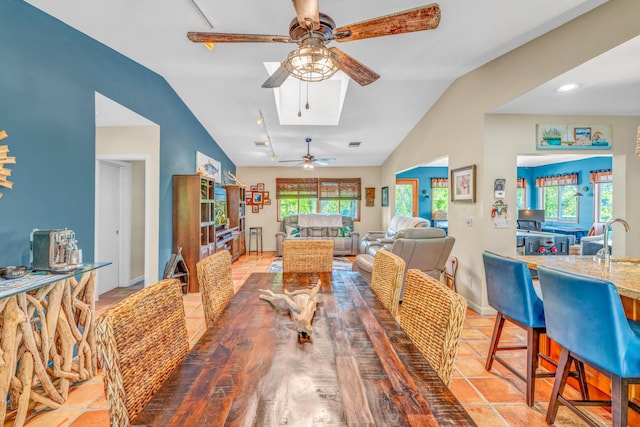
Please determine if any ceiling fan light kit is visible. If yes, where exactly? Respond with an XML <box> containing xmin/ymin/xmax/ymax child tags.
<box><xmin>284</xmin><ymin>37</ymin><xmax>339</xmax><ymax>82</ymax></box>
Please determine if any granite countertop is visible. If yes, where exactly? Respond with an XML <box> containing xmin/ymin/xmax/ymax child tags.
<box><xmin>517</xmin><ymin>255</ymin><xmax>640</xmax><ymax>300</ymax></box>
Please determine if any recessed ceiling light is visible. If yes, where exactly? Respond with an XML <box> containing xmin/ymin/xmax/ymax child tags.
<box><xmin>556</xmin><ymin>83</ymin><xmax>579</xmax><ymax>93</ymax></box>
<box><xmin>348</xmin><ymin>142</ymin><xmax>361</xmax><ymax>148</ymax></box>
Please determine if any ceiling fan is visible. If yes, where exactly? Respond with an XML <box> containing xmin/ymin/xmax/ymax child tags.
<box><xmin>187</xmin><ymin>1</ymin><xmax>440</xmax><ymax>88</ymax></box>
<box><xmin>279</xmin><ymin>137</ymin><xmax>336</xmax><ymax>168</ymax></box>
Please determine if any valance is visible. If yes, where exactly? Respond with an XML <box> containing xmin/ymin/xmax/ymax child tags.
<box><xmin>535</xmin><ymin>173</ymin><xmax>578</xmax><ymax>187</ymax></box>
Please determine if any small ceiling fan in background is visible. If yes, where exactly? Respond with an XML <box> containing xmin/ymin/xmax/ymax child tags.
<box><xmin>279</xmin><ymin>137</ymin><xmax>336</xmax><ymax>169</ymax></box>
<box><xmin>187</xmin><ymin>1</ymin><xmax>441</xmax><ymax>88</ymax></box>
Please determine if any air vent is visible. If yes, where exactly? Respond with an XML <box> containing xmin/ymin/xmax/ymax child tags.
<box><xmin>254</xmin><ymin>141</ymin><xmax>269</xmax><ymax>147</ymax></box>
<box><xmin>348</xmin><ymin>142</ymin><xmax>361</xmax><ymax>148</ymax></box>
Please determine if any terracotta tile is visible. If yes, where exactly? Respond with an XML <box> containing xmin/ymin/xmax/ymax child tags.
<box><xmin>68</xmin><ymin>410</ymin><xmax>110</xmax><ymax>427</ymax></box>
<box><xmin>456</xmin><ymin>341</ymin><xmax>478</xmax><ymax>357</ymax></box>
<box><xmin>462</xmin><ymin>405</ymin><xmax>508</xmax><ymax>426</ymax></box>
<box><xmin>450</xmin><ymin>378</ymin><xmax>486</xmax><ymax>404</ymax></box>
<box><xmin>456</xmin><ymin>356</ymin><xmax>498</xmax><ymax>378</ymax></box>
<box><xmin>461</xmin><ymin>328</ymin><xmax>491</xmax><ymax>341</ymax></box>
<box><xmin>62</xmin><ymin>382</ymin><xmax>105</xmax><ymax>408</ymax></box>
<box><xmin>466</xmin><ymin>316</ymin><xmax>497</xmax><ymax>328</ymax></box>
<box><xmin>469</xmin><ymin>377</ymin><xmax>525</xmax><ymax>403</ymax></box>
<box><xmin>23</xmin><ymin>409</ymin><xmax>85</xmax><ymax>427</ymax></box>
<box><xmin>493</xmin><ymin>403</ymin><xmax>550</xmax><ymax>427</ymax></box>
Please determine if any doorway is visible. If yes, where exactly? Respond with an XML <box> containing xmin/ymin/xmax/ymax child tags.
<box><xmin>395</xmin><ymin>178</ymin><xmax>418</xmax><ymax>216</ymax></box>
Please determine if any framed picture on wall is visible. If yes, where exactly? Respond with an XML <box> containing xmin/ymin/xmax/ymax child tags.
<box><xmin>264</xmin><ymin>198</ymin><xmax>271</xmax><ymax>205</ymax></box>
<box><xmin>253</xmin><ymin>192</ymin><xmax>263</xmax><ymax>205</ymax></box>
<box><xmin>251</xmin><ymin>205</ymin><xmax>259</xmax><ymax>213</ymax></box>
<box><xmin>450</xmin><ymin>164</ymin><xmax>476</xmax><ymax>202</ymax></box>
<box><xmin>381</xmin><ymin>186</ymin><xmax>389</xmax><ymax>207</ymax></box>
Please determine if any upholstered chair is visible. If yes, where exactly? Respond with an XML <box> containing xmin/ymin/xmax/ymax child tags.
<box><xmin>482</xmin><ymin>251</ymin><xmax>588</xmax><ymax>407</ymax></box>
<box><xmin>398</xmin><ymin>269</ymin><xmax>467</xmax><ymax>386</ymax></box>
<box><xmin>359</xmin><ymin>215</ymin><xmax>429</xmax><ymax>255</ymax></box>
<box><xmin>538</xmin><ymin>266</ymin><xmax>640</xmax><ymax>427</ymax></box>
<box><xmin>196</xmin><ymin>250</ymin><xmax>236</xmax><ymax>328</ymax></box>
<box><xmin>353</xmin><ymin>228</ymin><xmax>454</xmax><ymax>299</ymax></box>
<box><xmin>96</xmin><ymin>279</ymin><xmax>189</xmax><ymax>427</ymax></box>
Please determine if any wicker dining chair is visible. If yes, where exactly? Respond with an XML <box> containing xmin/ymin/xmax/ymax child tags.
<box><xmin>369</xmin><ymin>250</ymin><xmax>406</xmax><ymax>317</ymax></box>
<box><xmin>196</xmin><ymin>250</ymin><xmax>236</xmax><ymax>328</ymax></box>
<box><xmin>96</xmin><ymin>278</ymin><xmax>189</xmax><ymax>427</ymax></box>
<box><xmin>398</xmin><ymin>269</ymin><xmax>467</xmax><ymax>386</ymax></box>
<box><xmin>282</xmin><ymin>239</ymin><xmax>334</xmax><ymax>273</ymax></box>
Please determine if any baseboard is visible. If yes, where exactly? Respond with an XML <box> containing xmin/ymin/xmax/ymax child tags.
<box><xmin>123</xmin><ymin>276</ymin><xmax>144</xmax><ymax>287</ymax></box>
<box><xmin>466</xmin><ymin>299</ymin><xmax>497</xmax><ymax>316</ymax></box>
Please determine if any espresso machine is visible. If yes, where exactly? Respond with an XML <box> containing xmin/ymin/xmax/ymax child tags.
<box><xmin>31</xmin><ymin>229</ymin><xmax>82</xmax><ymax>272</ymax></box>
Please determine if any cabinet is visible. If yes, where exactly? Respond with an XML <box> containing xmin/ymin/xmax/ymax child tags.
<box><xmin>224</xmin><ymin>184</ymin><xmax>246</xmax><ymax>261</ymax></box>
<box><xmin>172</xmin><ymin>175</ymin><xmax>220</xmax><ymax>293</ymax></box>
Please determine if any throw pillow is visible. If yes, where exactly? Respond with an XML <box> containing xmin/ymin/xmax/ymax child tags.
<box><xmin>285</xmin><ymin>225</ymin><xmax>300</xmax><ymax>237</ymax></box>
<box><xmin>338</xmin><ymin>226</ymin><xmax>352</xmax><ymax>237</ymax></box>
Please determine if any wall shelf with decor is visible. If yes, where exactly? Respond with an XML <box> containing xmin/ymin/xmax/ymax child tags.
<box><xmin>224</xmin><ymin>184</ymin><xmax>246</xmax><ymax>261</ymax></box>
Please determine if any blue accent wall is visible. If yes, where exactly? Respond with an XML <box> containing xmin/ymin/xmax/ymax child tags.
<box><xmin>517</xmin><ymin>157</ymin><xmax>612</xmax><ymax>231</ymax></box>
<box><xmin>0</xmin><ymin>1</ymin><xmax>234</xmax><ymax>273</ymax></box>
<box><xmin>396</xmin><ymin>167</ymin><xmax>448</xmax><ymax>220</ymax></box>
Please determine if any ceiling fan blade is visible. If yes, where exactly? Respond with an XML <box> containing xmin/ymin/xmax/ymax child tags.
<box><xmin>291</xmin><ymin>0</ymin><xmax>320</xmax><ymax>30</ymax></box>
<box><xmin>279</xmin><ymin>159</ymin><xmax>304</xmax><ymax>163</ymax></box>
<box><xmin>333</xmin><ymin>3</ymin><xmax>441</xmax><ymax>42</ymax></box>
<box><xmin>313</xmin><ymin>158</ymin><xmax>336</xmax><ymax>166</ymax></box>
<box><xmin>187</xmin><ymin>32</ymin><xmax>291</xmax><ymax>44</ymax></box>
<box><xmin>329</xmin><ymin>47</ymin><xmax>380</xmax><ymax>86</ymax></box>
<box><xmin>262</xmin><ymin>64</ymin><xmax>290</xmax><ymax>88</ymax></box>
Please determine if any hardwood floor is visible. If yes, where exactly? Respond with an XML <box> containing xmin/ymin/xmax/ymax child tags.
<box><xmin>7</xmin><ymin>252</ymin><xmax>614</xmax><ymax>427</ymax></box>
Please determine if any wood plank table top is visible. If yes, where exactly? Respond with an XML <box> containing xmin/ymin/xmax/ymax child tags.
<box><xmin>516</xmin><ymin>255</ymin><xmax>640</xmax><ymax>300</ymax></box>
<box><xmin>132</xmin><ymin>271</ymin><xmax>475</xmax><ymax>426</ymax></box>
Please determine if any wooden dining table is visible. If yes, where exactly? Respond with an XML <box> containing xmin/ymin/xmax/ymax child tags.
<box><xmin>132</xmin><ymin>270</ymin><xmax>475</xmax><ymax>426</ymax></box>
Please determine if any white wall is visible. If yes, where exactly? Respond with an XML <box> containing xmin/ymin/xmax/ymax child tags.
<box><xmin>96</xmin><ymin>126</ymin><xmax>160</xmax><ymax>284</ymax></box>
<box><xmin>236</xmin><ymin>166</ymin><xmax>382</xmax><ymax>252</ymax></box>
<box><xmin>381</xmin><ymin>0</ymin><xmax>640</xmax><ymax>314</ymax></box>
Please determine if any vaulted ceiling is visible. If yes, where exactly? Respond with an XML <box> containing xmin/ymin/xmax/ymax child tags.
<box><xmin>26</xmin><ymin>0</ymin><xmax>634</xmax><ymax>168</ymax></box>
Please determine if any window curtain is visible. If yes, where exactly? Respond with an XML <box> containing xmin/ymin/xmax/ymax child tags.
<box><xmin>535</xmin><ymin>173</ymin><xmax>578</xmax><ymax>187</ymax></box>
<box><xmin>319</xmin><ymin>178</ymin><xmax>361</xmax><ymax>200</ymax></box>
<box><xmin>431</xmin><ymin>177</ymin><xmax>448</xmax><ymax>188</ymax></box>
<box><xmin>517</xmin><ymin>178</ymin><xmax>525</xmax><ymax>188</ymax></box>
<box><xmin>589</xmin><ymin>169</ymin><xmax>612</xmax><ymax>184</ymax></box>
<box><xmin>275</xmin><ymin>178</ymin><xmax>318</xmax><ymax>199</ymax></box>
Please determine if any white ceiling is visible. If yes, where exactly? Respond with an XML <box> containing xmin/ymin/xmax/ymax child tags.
<box><xmin>27</xmin><ymin>0</ymin><xmax>626</xmax><ymax>168</ymax></box>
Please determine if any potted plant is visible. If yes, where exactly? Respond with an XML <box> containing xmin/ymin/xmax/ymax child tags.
<box><xmin>542</xmin><ymin>127</ymin><xmax>562</xmax><ymax>145</ymax></box>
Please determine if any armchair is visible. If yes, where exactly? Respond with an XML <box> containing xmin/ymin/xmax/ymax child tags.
<box><xmin>359</xmin><ymin>215</ymin><xmax>430</xmax><ymax>255</ymax></box>
<box><xmin>353</xmin><ymin>228</ymin><xmax>455</xmax><ymax>298</ymax></box>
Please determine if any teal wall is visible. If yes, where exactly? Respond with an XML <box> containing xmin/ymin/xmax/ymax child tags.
<box><xmin>0</xmin><ymin>0</ymin><xmax>234</xmax><ymax>272</ymax></box>
<box><xmin>396</xmin><ymin>166</ymin><xmax>448</xmax><ymax>220</ymax></box>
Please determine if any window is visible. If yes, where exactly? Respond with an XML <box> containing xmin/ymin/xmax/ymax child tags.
<box><xmin>591</xmin><ymin>169</ymin><xmax>613</xmax><ymax>223</ymax></box>
<box><xmin>431</xmin><ymin>178</ymin><xmax>448</xmax><ymax>218</ymax></box>
<box><xmin>536</xmin><ymin>173</ymin><xmax>578</xmax><ymax>223</ymax></box>
<box><xmin>516</xmin><ymin>178</ymin><xmax>526</xmax><ymax>211</ymax></box>
<box><xmin>276</xmin><ymin>178</ymin><xmax>361</xmax><ymax>220</ymax></box>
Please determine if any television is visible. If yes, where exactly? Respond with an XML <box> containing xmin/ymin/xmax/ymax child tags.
<box><xmin>517</xmin><ymin>209</ymin><xmax>545</xmax><ymax>231</ymax></box>
<box><xmin>213</xmin><ymin>186</ymin><xmax>227</xmax><ymax>229</ymax></box>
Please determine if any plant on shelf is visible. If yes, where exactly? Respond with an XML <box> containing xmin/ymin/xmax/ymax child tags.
<box><xmin>542</xmin><ymin>127</ymin><xmax>562</xmax><ymax>145</ymax></box>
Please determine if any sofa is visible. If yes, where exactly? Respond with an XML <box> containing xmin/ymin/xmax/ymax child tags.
<box><xmin>275</xmin><ymin>214</ymin><xmax>360</xmax><ymax>256</ymax></box>
<box><xmin>359</xmin><ymin>215</ymin><xmax>430</xmax><ymax>255</ymax></box>
<box><xmin>353</xmin><ymin>228</ymin><xmax>455</xmax><ymax>298</ymax></box>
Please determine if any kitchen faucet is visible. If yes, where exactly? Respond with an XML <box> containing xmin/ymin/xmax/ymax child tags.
<box><xmin>598</xmin><ymin>218</ymin><xmax>630</xmax><ymax>260</ymax></box>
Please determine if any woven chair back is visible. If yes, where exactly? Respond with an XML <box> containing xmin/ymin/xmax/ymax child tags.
<box><xmin>370</xmin><ymin>250</ymin><xmax>405</xmax><ymax>317</ymax></box>
<box><xmin>398</xmin><ymin>269</ymin><xmax>467</xmax><ymax>386</ymax></box>
<box><xmin>96</xmin><ymin>279</ymin><xmax>189</xmax><ymax>427</ymax></box>
<box><xmin>196</xmin><ymin>250</ymin><xmax>236</xmax><ymax>328</ymax></box>
<box><xmin>282</xmin><ymin>239</ymin><xmax>334</xmax><ymax>273</ymax></box>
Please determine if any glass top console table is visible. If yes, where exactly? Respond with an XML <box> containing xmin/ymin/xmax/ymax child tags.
<box><xmin>0</xmin><ymin>262</ymin><xmax>110</xmax><ymax>426</ymax></box>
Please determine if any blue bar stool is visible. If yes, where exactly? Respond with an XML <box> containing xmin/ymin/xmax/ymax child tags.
<box><xmin>482</xmin><ymin>251</ymin><xmax>588</xmax><ymax>407</ymax></box>
<box><xmin>538</xmin><ymin>266</ymin><xmax>640</xmax><ymax>427</ymax></box>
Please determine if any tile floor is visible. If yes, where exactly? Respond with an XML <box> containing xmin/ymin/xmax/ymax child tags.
<box><xmin>7</xmin><ymin>252</ymin><xmax>615</xmax><ymax>427</ymax></box>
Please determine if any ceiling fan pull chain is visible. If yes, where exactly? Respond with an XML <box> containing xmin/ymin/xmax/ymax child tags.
<box><xmin>305</xmin><ymin>80</ymin><xmax>310</xmax><ymax>110</ymax></box>
<box><xmin>298</xmin><ymin>79</ymin><xmax>302</xmax><ymax>117</ymax></box>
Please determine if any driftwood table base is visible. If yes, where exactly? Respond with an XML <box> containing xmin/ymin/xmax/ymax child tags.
<box><xmin>0</xmin><ymin>265</ymin><xmax>105</xmax><ymax>426</ymax></box>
